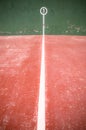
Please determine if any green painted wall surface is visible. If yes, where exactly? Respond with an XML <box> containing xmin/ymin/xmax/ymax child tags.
<box><xmin>0</xmin><ymin>0</ymin><xmax>86</xmax><ymax>35</ymax></box>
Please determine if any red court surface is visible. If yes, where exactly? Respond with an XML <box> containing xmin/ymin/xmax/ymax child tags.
<box><xmin>0</xmin><ymin>36</ymin><xmax>41</xmax><ymax>130</ymax></box>
<box><xmin>45</xmin><ymin>36</ymin><xmax>86</xmax><ymax>130</ymax></box>
<box><xmin>0</xmin><ymin>35</ymin><xmax>86</xmax><ymax>130</ymax></box>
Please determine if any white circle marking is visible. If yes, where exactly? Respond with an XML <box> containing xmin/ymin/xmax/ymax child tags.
<box><xmin>40</xmin><ymin>7</ymin><xmax>48</xmax><ymax>15</ymax></box>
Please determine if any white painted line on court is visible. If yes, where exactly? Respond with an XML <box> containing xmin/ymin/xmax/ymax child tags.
<box><xmin>37</xmin><ymin>7</ymin><xmax>48</xmax><ymax>130</ymax></box>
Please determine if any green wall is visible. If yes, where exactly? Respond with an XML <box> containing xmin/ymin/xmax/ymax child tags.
<box><xmin>0</xmin><ymin>0</ymin><xmax>86</xmax><ymax>35</ymax></box>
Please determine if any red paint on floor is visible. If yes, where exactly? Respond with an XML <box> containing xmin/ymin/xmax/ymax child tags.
<box><xmin>0</xmin><ymin>36</ymin><xmax>41</xmax><ymax>130</ymax></box>
<box><xmin>45</xmin><ymin>36</ymin><xmax>86</xmax><ymax>130</ymax></box>
<box><xmin>0</xmin><ymin>35</ymin><xmax>86</xmax><ymax>130</ymax></box>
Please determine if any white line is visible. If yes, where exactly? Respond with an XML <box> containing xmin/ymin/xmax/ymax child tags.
<box><xmin>37</xmin><ymin>7</ymin><xmax>47</xmax><ymax>130</ymax></box>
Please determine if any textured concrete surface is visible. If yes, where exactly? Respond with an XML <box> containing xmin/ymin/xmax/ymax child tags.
<box><xmin>0</xmin><ymin>35</ymin><xmax>86</xmax><ymax>130</ymax></box>
<box><xmin>0</xmin><ymin>36</ymin><xmax>41</xmax><ymax>130</ymax></box>
<box><xmin>45</xmin><ymin>36</ymin><xmax>86</xmax><ymax>130</ymax></box>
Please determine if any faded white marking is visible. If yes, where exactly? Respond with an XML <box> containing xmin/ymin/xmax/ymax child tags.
<box><xmin>37</xmin><ymin>7</ymin><xmax>48</xmax><ymax>130</ymax></box>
